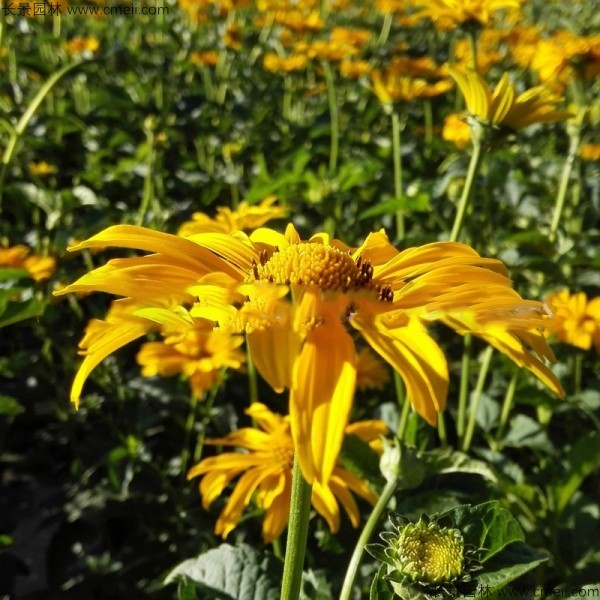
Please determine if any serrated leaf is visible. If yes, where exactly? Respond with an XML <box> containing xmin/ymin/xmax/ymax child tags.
<box><xmin>164</xmin><ymin>544</ymin><xmax>282</xmax><ymax>600</ymax></box>
<box><xmin>440</xmin><ymin>501</ymin><xmax>524</xmax><ymax>561</ymax></box>
<box><xmin>476</xmin><ymin>542</ymin><xmax>549</xmax><ymax>591</ymax></box>
<box><xmin>550</xmin><ymin>431</ymin><xmax>600</xmax><ymax>513</ymax></box>
<box><xmin>370</xmin><ymin>564</ymin><xmax>394</xmax><ymax>600</ymax></box>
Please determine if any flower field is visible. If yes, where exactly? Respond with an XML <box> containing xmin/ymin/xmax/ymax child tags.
<box><xmin>1</xmin><ymin>0</ymin><xmax>600</xmax><ymax>598</ymax></box>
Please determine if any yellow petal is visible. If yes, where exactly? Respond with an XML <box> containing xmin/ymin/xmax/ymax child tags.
<box><xmin>290</xmin><ymin>323</ymin><xmax>357</xmax><ymax>484</ymax></box>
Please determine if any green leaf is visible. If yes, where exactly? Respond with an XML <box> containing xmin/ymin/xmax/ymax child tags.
<box><xmin>476</xmin><ymin>542</ymin><xmax>549</xmax><ymax>591</ymax></box>
<box><xmin>340</xmin><ymin>434</ymin><xmax>384</xmax><ymax>489</ymax></box>
<box><xmin>164</xmin><ymin>544</ymin><xmax>282</xmax><ymax>600</ymax></box>
<box><xmin>0</xmin><ymin>396</ymin><xmax>24</xmax><ymax>418</ymax></box>
<box><xmin>440</xmin><ymin>501</ymin><xmax>525</xmax><ymax>561</ymax></box>
<box><xmin>0</xmin><ymin>298</ymin><xmax>45</xmax><ymax>329</ymax></box>
<box><xmin>550</xmin><ymin>431</ymin><xmax>600</xmax><ymax>513</ymax></box>
<box><xmin>421</xmin><ymin>447</ymin><xmax>499</xmax><ymax>483</ymax></box>
<box><xmin>370</xmin><ymin>564</ymin><xmax>394</xmax><ymax>600</ymax></box>
<box><xmin>0</xmin><ymin>268</ymin><xmax>30</xmax><ymax>282</ymax></box>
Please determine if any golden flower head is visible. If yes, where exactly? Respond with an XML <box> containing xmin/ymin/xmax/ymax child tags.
<box><xmin>411</xmin><ymin>0</ymin><xmax>523</xmax><ymax>31</ymax></box>
<box><xmin>442</xmin><ymin>113</ymin><xmax>472</xmax><ymax>148</ymax></box>
<box><xmin>0</xmin><ymin>245</ymin><xmax>56</xmax><ymax>281</ymax></box>
<box><xmin>187</xmin><ymin>402</ymin><xmax>382</xmax><ymax>542</ymax></box>
<box><xmin>28</xmin><ymin>161</ymin><xmax>57</xmax><ymax>177</ymax></box>
<box><xmin>178</xmin><ymin>196</ymin><xmax>287</xmax><ymax>236</ymax></box>
<box><xmin>190</xmin><ymin>50</ymin><xmax>220</xmax><ymax>67</ymax></box>
<box><xmin>136</xmin><ymin>318</ymin><xmax>246</xmax><ymax>398</ymax></box>
<box><xmin>262</xmin><ymin>52</ymin><xmax>308</xmax><ymax>73</ymax></box>
<box><xmin>65</xmin><ymin>36</ymin><xmax>100</xmax><ymax>55</ymax></box>
<box><xmin>544</xmin><ymin>289</ymin><xmax>600</xmax><ymax>351</ymax></box>
<box><xmin>580</xmin><ymin>143</ymin><xmax>600</xmax><ymax>161</ymax></box>
<box><xmin>449</xmin><ymin>66</ymin><xmax>573</xmax><ymax>134</ymax></box>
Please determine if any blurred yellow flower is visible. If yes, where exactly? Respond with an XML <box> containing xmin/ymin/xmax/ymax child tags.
<box><xmin>263</xmin><ymin>53</ymin><xmax>308</xmax><ymax>73</ymax></box>
<box><xmin>178</xmin><ymin>197</ymin><xmax>287</xmax><ymax>236</ymax></box>
<box><xmin>580</xmin><ymin>143</ymin><xmax>600</xmax><ymax>161</ymax></box>
<box><xmin>190</xmin><ymin>50</ymin><xmax>220</xmax><ymax>67</ymax></box>
<box><xmin>65</xmin><ymin>36</ymin><xmax>100</xmax><ymax>55</ymax></box>
<box><xmin>58</xmin><ymin>221</ymin><xmax>563</xmax><ymax>485</ymax></box>
<box><xmin>544</xmin><ymin>290</ymin><xmax>600</xmax><ymax>351</ymax></box>
<box><xmin>356</xmin><ymin>347</ymin><xmax>391</xmax><ymax>391</ymax></box>
<box><xmin>339</xmin><ymin>58</ymin><xmax>371</xmax><ymax>79</ymax></box>
<box><xmin>442</xmin><ymin>113</ymin><xmax>472</xmax><ymax>148</ymax></box>
<box><xmin>449</xmin><ymin>66</ymin><xmax>572</xmax><ymax>131</ymax></box>
<box><xmin>0</xmin><ymin>245</ymin><xmax>55</xmax><ymax>281</ymax></box>
<box><xmin>137</xmin><ymin>319</ymin><xmax>246</xmax><ymax>397</ymax></box>
<box><xmin>188</xmin><ymin>402</ymin><xmax>383</xmax><ymax>542</ymax></box>
<box><xmin>411</xmin><ymin>0</ymin><xmax>523</xmax><ymax>30</ymax></box>
<box><xmin>371</xmin><ymin>65</ymin><xmax>452</xmax><ymax>105</ymax></box>
<box><xmin>223</xmin><ymin>23</ymin><xmax>242</xmax><ymax>51</ymax></box>
<box><xmin>28</xmin><ymin>161</ymin><xmax>57</xmax><ymax>177</ymax></box>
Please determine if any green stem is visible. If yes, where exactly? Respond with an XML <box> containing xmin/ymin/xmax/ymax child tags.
<box><xmin>495</xmin><ymin>370</ymin><xmax>518</xmax><ymax>446</ymax></box>
<box><xmin>456</xmin><ymin>334</ymin><xmax>472</xmax><ymax>443</ymax></box>
<box><xmin>339</xmin><ymin>476</ymin><xmax>399</xmax><ymax>600</ymax></box>
<box><xmin>462</xmin><ymin>345</ymin><xmax>494</xmax><ymax>452</ymax></box>
<box><xmin>423</xmin><ymin>99</ymin><xmax>433</xmax><ymax>159</ymax></box>
<box><xmin>377</xmin><ymin>12</ymin><xmax>393</xmax><ymax>47</ymax></box>
<box><xmin>180</xmin><ymin>392</ymin><xmax>199</xmax><ymax>478</ymax></box>
<box><xmin>449</xmin><ymin>138</ymin><xmax>483</xmax><ymax>242</ymax></box>
<box><xmin>0</xmin><ymin>60</ymin><xmax>92</xmax><ymax>211</ymax></box>
<box><xmin>574</xmin><ymin>351</ymin><xmax>583</xmax><ymax>396</ymax></box>
<box><xmin>437</xmin><ymin>412</ymin><xmax>448</xmax><ymax>447</ymax></box>
<box><xmin>395</xmin><ymin>371</ymin><xmax>410</xmax><ymax>442</ymax></box>
<box><xmin>280</xmin><ymin>455</ymin><xmax>313</xmax><ymax>600</ymax></box>
<box><xmin>468</xmin><ymin>29</ymin><xmax>479</xmax><ymax>72</ymax></box>
<box><xmin>136</xmin><ymin>129</ymin><xmax>157</xmax><ymax>226</ymax></box>
<box><xmin>392</xmin><ymin>111</ymin><xmax>404</xmax><ymax>241</ymax></box>
<box><xmin>193</xmin><ymin>379</ymin><xmax>222</xmax><ymax>463</ymax></box>
<box><xmin>549</xmin><ymin>111</ymin><xmax>583</xmax><ymax>242</ymax></box>
<box><xmin>322</xmin><ymin>61</ymin><xmax>339</xmax><ymax>174</ymax></box>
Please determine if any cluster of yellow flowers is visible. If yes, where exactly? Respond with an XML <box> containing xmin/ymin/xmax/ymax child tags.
<box><xmin>57</xmin><ymin>197</ymin><xmax>569</xmax><ymax>538</ymax></box>
<box><xmin>0</xmin><ymin>245</ymin><xmax>56</xmax><ymax>281</ymax></box>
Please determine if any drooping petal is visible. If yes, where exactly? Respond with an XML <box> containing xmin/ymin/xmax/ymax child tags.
<box><xmin>260</xmin><ymin>473</ymin><xmax>292</xmax><ymax>543</ymax></box>
<box><xmin>311</xmin><ymin>481</ymin><xmax>341</xmax><ymax>532</ymax></box>
<box><xmin>290</xmin><ymin>323</ymin><xmax>357</xmax><ymax>484</ymax></box>
<box><xmin>353</xmin><ymin>315</ymin><xmax>448</xmax><ymax>426</ymax></box>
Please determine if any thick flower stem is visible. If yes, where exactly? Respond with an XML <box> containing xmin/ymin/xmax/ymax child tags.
<box><xmin>495</xmin><ymin>370</ymin><xmax>518</xmax><ymax>447</ymax></box>
<box><xmin>450</xmin><ymin>138</ymin><xmax>483</xmax><ymax>242</ymax></box>
<box><xmin>280</xmin><ymin>455</ymin><xmax>313</xmax><ymax>600</ymax></box>
<box><xmin>392</xmin><ymin>111</ymin><xmax>405</xmax><ymax>241</ymax></box>
<box><xmin>339</xmin><ymin>476</ymin><xmax>399</xmax><ymax>600</ymax></box>
<box><xmin>462</xmin><ymin>345</ymin><xmax>494</xmax><ymax>452</ymax></box>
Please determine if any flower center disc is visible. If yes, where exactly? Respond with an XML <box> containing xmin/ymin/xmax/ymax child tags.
<box><xmin>254</xmin><ymin>243</ymin><xmax>374</xmax><ymax>292</ymax></box>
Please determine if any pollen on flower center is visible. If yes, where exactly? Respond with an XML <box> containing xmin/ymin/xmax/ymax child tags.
<box><xmin>271</xmin><ymin>426</ymin><xmax>295</xmax><ymax>468</ymax></box>
<box><xmin>252</xmin><ymin>242</ymin><xmax>376</xmax><ymax>293</ymax></box>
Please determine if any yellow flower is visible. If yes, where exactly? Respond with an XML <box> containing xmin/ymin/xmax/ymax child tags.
<box><xmin>223</xmin><ymin>23</ymin><xmax>243</xmax><ymax>51</ymax></box>
<box><xmin>28</xmin><ymin>161</ymin><xmax>57</xmax><ymax>177</ymax></box>
<box><xmin>371</xmin><ymin>68</ymin><xmax>453</xmax><ymax>105</ymax></box>
<box><xmin>187</xmin><ymin>402</ymin><xmax>382</xmax><ymax>543</ymax></box>
<box><xmin>442</xmin><ymin>113</ymin><xmax>472</xmax><ymax>148</ymax></box>
<box><xmin>411</xmin><ymin>0</ymin><xmax>523</xmax><ymax>30</ymax></box>
<box><xmin>262</xmin><ymin>53</ymin><xmax>309</xmax><ymax>73</ymax></box>
<box><xmin>339</xmin><ymin>59</ymin><xmax>371</xmax><ymax>79</ymax></box>
<box><xmin>65</xmin><ymin>36</ymin><xmax>100</xmax><ymax>55</ymax></box>
<box><xmin>449</xmin><ymin>66</ymin><xmax>572</xmax><ymax>131</ymax></box>
<box><xmin>0</xmin><ymin>245</ymin><xmax>55</xmax><ymax>281</ymax></box>
<box><xmin>178</xmin><ymin>196</ymin><xmax>287</xmax><ymax>236</ymax></box>
<box><xmin>57</xmin><ymin>222</ymin><xmax>563</xmax><ymax>484</ymax></box>
<box><xmin>580</xmin><ymin>143</ymin><xmax>600</xmax><ymax>161</ymax></box>
<box><xmin>137</xmin><ymin>318</ymin><xmax>246</xmax><ymax>398</ymax></box>
<box><xmin>190</xmin><ymin>50</ymin><xmax>220</xmax><ymax>67</ymax></box>
<box><xmin>356</xmin><ymin>347</ymin><xmax>391</xmax><ymax>391</ymax></box>
<box><xmin>544</xmin><ymin>290</ymin><xmax>600</xmax><ymax>351</ymax></box>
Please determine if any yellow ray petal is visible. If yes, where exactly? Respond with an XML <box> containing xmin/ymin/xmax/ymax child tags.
<box><xmin>290</xmin><ymin>323</ymin><xmax>357</xmax><ymax>484</ymax></box>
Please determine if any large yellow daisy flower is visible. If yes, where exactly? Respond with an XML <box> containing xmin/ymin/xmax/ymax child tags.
<box><xmin>189</xmin><ymin>402</ymin><xmax>384</xmax><ymax>543</ymax></box>
<box><xmin>56</xmin><ymin>222</ymin><xmax>563</xmax><ymax>484</ymax></box>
